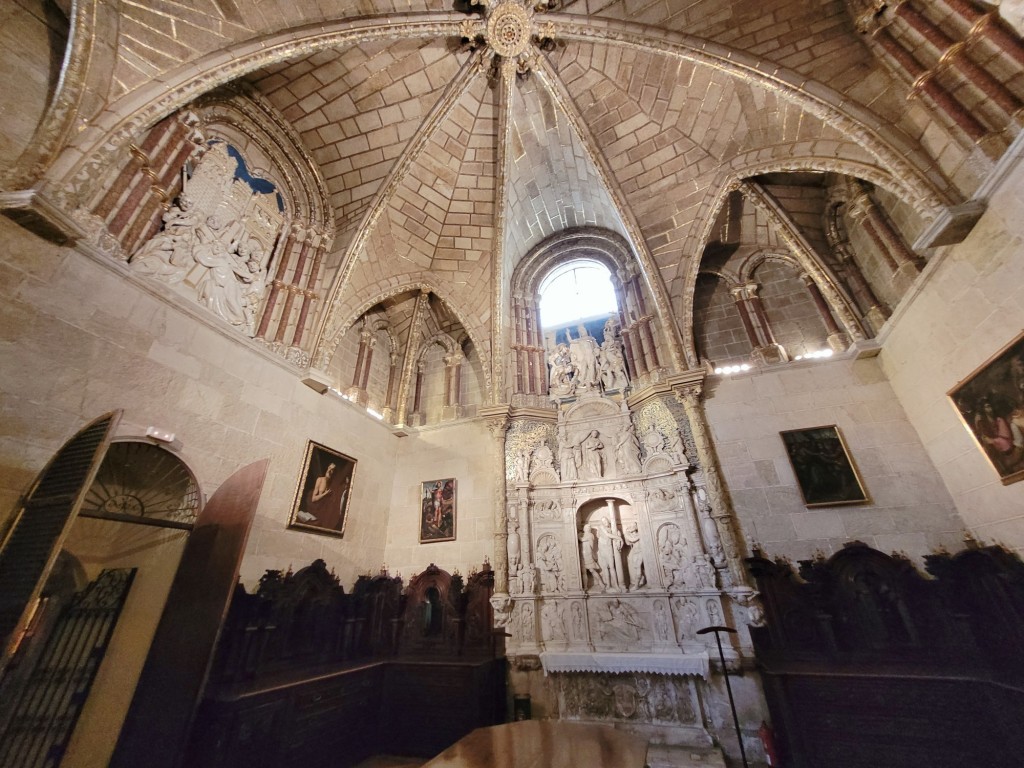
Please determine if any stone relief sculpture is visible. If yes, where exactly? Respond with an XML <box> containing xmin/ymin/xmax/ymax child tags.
<box><xmin>129</xmin><ymin>195</ymin><xmax>199</xmax><ymax>282</ymax></box>
<box><xmin>559</xmin><ymin>442</ymin><xmax>579</xmax><ymax>482</ymax></box>
<box><xmin>668</xmin><ymin>429</ymin><xmax>689</xmax><ymax>465</ymax></box>
<box><xmin>658</xmin><ymin>523</ymin><xmax>688</xmax><ymax>588</ymax></box>
<box><xmin>598</xmin><ymin>599</ymin><xmax>644</xmax><ymax>643</ymax></box>
<box><xmin>571</xmin><ymin>601</ymin><xmax>586</xmax><ymax>639</ymax></box>
<box><xmin>579</xmin><ymin>430</ymin><xmax>604</xmax><ymax>478</ymax></box>
<box><xmin>706</xmin><ymin>599</ymin><xmax>722</xmax><ymax>628</ymax></box>
<box><xmin>643</xmin><ymin>426</ymin><xmax>666</xmax><ymax>458</ymax></box>
<box><xmin>521</xmin><ymin>564</ymin><xmax>537</xmax><ymax>594</ymax></box>
<box><xmin>541</xmin><ymin>602</ymin><xmax>568</xmax><ymax>642</ymax></box>
<box><xmin>518</xmin><ymin>601</ymin><xmax>535</xmax><ymax>642</ymax></box>
<box><xmin>653</xmin><ymin>600</ymin><xmax>671</xmax><ymax>642</ymax></box>
<box><xmin>128</xmin><ymin>142</ymin><xmax>281</xmax><ymax>337</ymax></box>
<box><xmin>533</xmin><ymin>499</ymin><xmax>560</xmax><ymax>521</ymax></box>
<box><xmin>672</xmin><ymin>597</ymin><xmax>699</xmax><ymax>641</ymax></box>
<box><xmin>560</xmin><ymin>674</ymin><xmax>696</xmax><ymax>725</ymax></box>
<box><xmin>623</xmin><ymin>521</ymin><xmax>646</xmax><ymax>590</ymax></box>
<box><xmin>531</xmin><ymin>442</ymin><xmax>555</xmax><ymax>474</ymax></box>
<box><xmin>615</xmin><ymin>428</ymin><xmax>642</xmax><ymax>475</ymax></box>
<box><xmin>536</xmin><ymin>533</ymin><xmax>564</xmax><ymax>592</ymax></box>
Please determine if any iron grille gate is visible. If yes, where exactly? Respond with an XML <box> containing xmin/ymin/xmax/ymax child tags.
<box><xmin>0</xmin><ymin>568</ymin><xmax>136</xmax><ymax>767</ymax></box>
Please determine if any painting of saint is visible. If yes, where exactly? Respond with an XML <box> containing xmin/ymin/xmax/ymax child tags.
<box><xmin>948</xmin><ymin>331</ymin><xmax>1024</xmax><ymax>484</ymax></box>
<box><xmin>420</xmin><ymin>478</ymin><xmax>456</xmax><ymax>543</ymax></box>
<box><xmin>288</xmin><ymin>441</ymin><xmax>356</xmax><ymax>537</ymax></box>
<box><xmin>780</xmin><ymin>425</ymin><xmax>868</xmax><ymax>507</ymax></box>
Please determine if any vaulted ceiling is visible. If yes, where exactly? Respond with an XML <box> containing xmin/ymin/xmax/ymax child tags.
<box><xmin>12</xmin><ymin>0</ymin><xmax>999</xmax><ymax>387</ymax></box>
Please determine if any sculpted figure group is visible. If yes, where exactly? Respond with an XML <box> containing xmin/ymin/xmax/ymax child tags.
<box><xmin>548</xmin><ymin>318</ymin><xmax>630</xmax><ymax>399</ymax></box>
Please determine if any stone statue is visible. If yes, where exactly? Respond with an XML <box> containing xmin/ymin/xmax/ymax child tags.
<box><xmin>623</xmin><ymin>520</ymin><xmax>646</xmax><ymax>590</ymax></box>
<box><xmin>596</xmin><ymin>517</ymin><xmax>625</xmax><ymax>591</ymax></box>
<box><xmin>507</xmin><ymin>519</ymin><xmax>522</xmax><ymax>574</ymax></box>
<box><xmin>579</xmin><ymin>524</ymin><xmax>605</xmax><ymax>591</ymax></box>
<box><xmin>536</xmin><ymin>534</ymin><xmax>564</xmax><ymax>592</ymax></box>
<box><xmin>548</xmin><ymin>342</ymin><xmax>577</xmax><ymax>395</ymax></box>
<box><xmin>515</xmin><ymin>447</ymin><xmax>532</xmax><ymax>483</ymax></box>
<box><xmin>567</xmin><ymin>326</ymin><xmax>600</xmax><ymax>390</ymax></box>
<box><xmin>579</xmin><ymin>430</ymin><xmax>604</xmax><ymax>478</ymax></box>
<box><xmin>615</xmin><ymin>428</ymin><xmax>642</xmax><ymax>475</ymax></box>
<box><xmin>598</xmin><ymin>332</ymin><xmax>629</xmax><ymax>391</ymax></box>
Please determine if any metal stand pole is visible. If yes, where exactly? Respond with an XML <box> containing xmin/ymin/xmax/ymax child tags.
<box><xmin>698</xmin><ymin>625</ymin><xmax>749</xmax><ymax>768</ymax></box>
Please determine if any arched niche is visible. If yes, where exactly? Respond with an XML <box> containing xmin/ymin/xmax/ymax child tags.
<box><xmin>508</xmin><ymin>227</ymin><xmax>669</xmax><ymax>405</ymax></box>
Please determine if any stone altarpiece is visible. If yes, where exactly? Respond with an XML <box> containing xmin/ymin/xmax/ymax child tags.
<box><xmin>501</xmin><ymin>368</ymin><xmax>755</xmax><ymax>746</ymax></box>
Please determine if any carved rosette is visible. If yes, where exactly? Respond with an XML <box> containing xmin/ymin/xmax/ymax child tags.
<box><xmin>460</xmin><ymin>0</ymin><xmax>558</xmax><ymax>80</ymax></box>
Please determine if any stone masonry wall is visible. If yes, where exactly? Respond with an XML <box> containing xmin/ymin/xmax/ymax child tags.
<box><xmin>705</xmin><ymin>355</ymin><xmax>965</xmax><ymax>563</ymax></box>
<box><xmin>0</xmin><ymin>216</ymin><xmax>399</xmax><ymax>589</ymax></box>
<box><xmin>881</xmin><ymin>157</ymin><xmax>1024</xmax><ymax>553</ymax></box>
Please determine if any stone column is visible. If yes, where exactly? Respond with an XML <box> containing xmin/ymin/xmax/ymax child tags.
<box><xmin>742</xmin><ymin>284</ymin><xmax>788</xmax><ymax>365</ymax></box>
<box><xmin>395</xmin><ymin>290</ymin><xmax>429</xmax><ymax>427</ymax></box>
<box><xmin>729</xmin><ymin>286</ymin><xmax>762</xmax><ymax>349</ymax></box>
<box><xmin>675</xmin><ymin>381</ymin><xmax>748</xmax><ymax>587</ymax></box>
<box><xmin>352</xmin><ymin>332</ymin><xmax>369</xmax><ymax>388</ymax></box>
<box><xmin>291</xmin><ymin>239</ymin><xmax>327</xmax><ymax>350</ymax></box>
<box><xmin>946</xmin><ymin>0</ymin><xmax>1024</xmax><ymax>67</ymax></box>
<box><xmin>825</xmin><ymin>199</ymin><xmax>890</xmax><ymax>335</ymax></box>
<box><xmin>484</xmin><ymin>410</ymin><xmax>513</xmax><ymax>628</ymax></box>
<box><xmin>848</xmin><ymin>187</ymin><xmax>922</xmax><ymax>294</ymax></box>
<box><xmin>383</xmin><ymin>354</ymin><xmax>399</xmax><ymax>421</ymax></box>
<box><xmin>895</xmin><ymin>3</ymin><xmax>1021</xmax><ymax>119</ymax></box>
<box><xmin>360</xmin><ymin>335</ymin><xmax>376</xmax><ymax>393</ymax></box>
<box><xmin>872</xmin><ymin>27</ymin><xmax>988</xmax><ymax>141</ymax></box>
<box><xmin>801</xmin><ymin>273</ymin><xmax>850</xmax><ymax>353</ymax></box>
<box><xmin>256</xmin><ymin>226</ymin><xmax>299</xmax><ymax>340</ymax></box>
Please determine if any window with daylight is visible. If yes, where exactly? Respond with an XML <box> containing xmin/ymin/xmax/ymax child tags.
<box><xmin>538</xmin><ymin>259</ymin><xmax>618</xmax><ymax>329</ymax></box>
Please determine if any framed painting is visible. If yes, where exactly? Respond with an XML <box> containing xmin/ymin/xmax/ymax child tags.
<box><xmin>420</xmin><ymin>478</ymin><xmax>456</xmax><ymax>543</ymax></box>
<box><xmin>780</xmin><ymin>425</ymin><xmax>869</xmax><ymax>507</ymax></box>
<box><xmin>947</xmin><ymin>330</ymin><xmax>1024</xmax><ymax>485</ymax></box>
<box><xmin>288</xmin><ymin>440</ymin><xmax>356</xmax><ymax>537</ymax></box>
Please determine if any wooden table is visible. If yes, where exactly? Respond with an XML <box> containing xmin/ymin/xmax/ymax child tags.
<box><xmin>423</xmin><ymin>720</ymin><xmax>648</xmax><ymax>768</ymax></box>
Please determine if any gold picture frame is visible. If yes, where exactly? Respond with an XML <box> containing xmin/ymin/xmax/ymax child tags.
<box><xmin>419</xmin><ymin>478</ymin><xmax>456</xmax><ymax>543</ymax></box>
<box><xmin>780</xmin><ymin>425</ymin><xmax>869</xmax><ymax>507</ymax></box>
<box><xmin>288</xmin><ymin>440</ymin><xmax>356</xmax><ymax>537</ymax></box>
<box><xmin>947</xmin><ymin>330</ymin><xmax>1024</xmax><ymax>485</ymax></box>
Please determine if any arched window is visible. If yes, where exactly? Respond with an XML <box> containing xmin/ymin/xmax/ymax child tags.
<box><xmin>538</xmin><ymin>259</ymin><xmax>618</xmax><ymax>331</ymax></box>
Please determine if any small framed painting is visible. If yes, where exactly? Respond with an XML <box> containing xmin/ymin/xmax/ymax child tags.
<box><xmin>780</xmin><ymin>425</ymin><xmax>869</xmax><ymax>507</ymax></box>
<box><xmin>420</xmin><ymin>478</ymin><xmax>456</xmax><ymax>543</ymax></box>
<box><xmin>289</xmin><ymin>440</ymin><xmax>356</xmax><ymax>537</ymax></box>
<box><xmin>948</xmin><ymin>330</ymin><xmax>1024</xmax><ymax>485</ymax></box>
